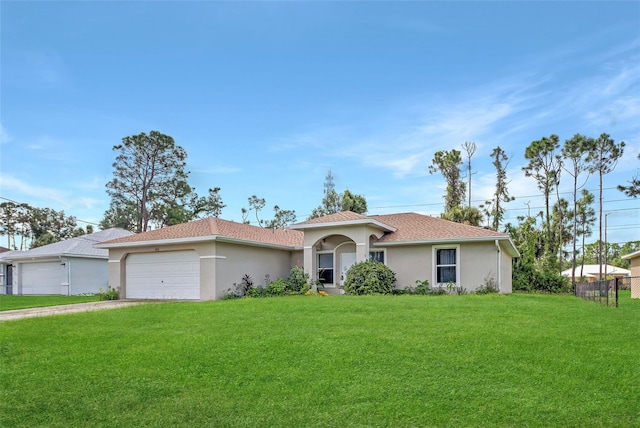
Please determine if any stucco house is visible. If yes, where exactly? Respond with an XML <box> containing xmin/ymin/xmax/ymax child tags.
<box><xmin>0</xmin><ymin>228</ymin><xmax>133</xmax><ymax>295</ymax></box>
<box><xmin>621</xmin><ymin>249</ymin><xmax>640</xmax><ymax>298</ymax></box>
<box><xmin>98</xmin><ymin>211</ymin><xmax>519</xmax><ymax>300</ymax></box>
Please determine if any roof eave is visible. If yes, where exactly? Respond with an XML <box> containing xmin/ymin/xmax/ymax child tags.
<box><xmin>96</xmin><ymin>235</ymin><xmax>216</xmax><ymax>249</ymax></box>
<box><xmin>374</xmin><ymin>235</ymin><xmax>520</xmax><ymax>257</ymax></box>
<box><xmin>291</xmin><ymin>218</ymin><xmax>397</xmax><ymax>232</ymax></box>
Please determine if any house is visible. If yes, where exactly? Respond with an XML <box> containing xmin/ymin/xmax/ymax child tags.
<box><xmin>561</xmin><ymin>264</ymin><xmax>631</xmax><ymax>282</ymax></box>
<box><xmin>621</xmin><ymin>250</ymin><xmax>640</xmax><ymax>298</ymax></box>
<box><xmin>98</xmin><ymin>211</ymin><xmax>519</xmax><ymax>300</ymax></box>
<box><xmin>0</xmin><ymin>228</ymin><xmax>133</xmax><ymax>295</ymax></box>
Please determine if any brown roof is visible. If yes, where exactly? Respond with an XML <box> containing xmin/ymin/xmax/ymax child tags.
<box><xmin>100</xmin><ymin>217</ymin><xmax>304</xmax><ymax>247</ymax></box>
<box><xmin>100</xmin><ymin>212</ymin><xmax>512</xmax><ymax>251</ymax></box>
<box><xmin>372</xmin><ymin>212</ymin><xmax>509</xmax><ymax>242</ymax></box>
<box><xmin>294</xmin><ymin>211</ymin><xmax>370</xmax><ymax>225</ymax></box>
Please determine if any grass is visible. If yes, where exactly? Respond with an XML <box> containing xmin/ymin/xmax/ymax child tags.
<box><xmin>1</xmin><ymin>292</ymin><xmax>638</xmax><ymax>427</ymax></box>
<box><xmin>0</xmin><ymin>294</ymin><xmax>100</xmax><ymax>311</ymax></box>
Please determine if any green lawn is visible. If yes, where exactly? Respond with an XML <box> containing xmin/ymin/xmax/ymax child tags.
<box><xmin>0</xmin><ymin>294</ymin><xmax>100</xmax><ymax>311</ymax></box>
<box><xmin>1</xmin><ymin>293</ymin><xmax>638</xmax><ymax>427</ymax></box>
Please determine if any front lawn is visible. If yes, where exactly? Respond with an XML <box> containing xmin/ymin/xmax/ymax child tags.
<box><xmin>0</xmin><ymin>294</ymin><xmax>100</xmax><ymax>311</ymax></box>
<box><xmin>1</xmin><ymin>293</ymin><xmax>638</xmax><ymax>427</ymax></box>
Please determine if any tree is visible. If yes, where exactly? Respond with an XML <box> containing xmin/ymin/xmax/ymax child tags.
<box><xmin>341</xmin><ymin>189</ymin><xmax>367</xmax><ymax>214</ymax></box>
<box><xmin>245</xmin><ymin>195</ymin><xmax>266</xmax><ymax>226</ymax></box>
<box><xmin>28</xmin><ymin>207</ymin><xmax>77</xmax><ymax>248</ymax></box>
<box><xmin>461</xmin><ymin>141</ymin><xmax>476</xmax><ymax>208</ymax></box>
<box><xmin>486</xmin><ymin>146</ymin><xmax>514</xmax><ymax>231</ymax></box>
<box><xmin>202</xmin><ymin>187</ymin><xmax>226</xmax><ymax>217</ymax></box>
<box><xmin>104</xmin><ymin>131</ymin><xmax>192</xmax><ymax>233</ymax></box>
<box><xmin>586</xmin><ymin>133</ymin><xmax>625</xmax><ymax>279</ymax></box>
<box><xmin>0</xmin><ymin>202</ymin><xmax>31</xmax><ymax>250</ymax></box>
<box><xmin>561</xmin><ymin>134</ymin><xmax>594</xmax><ymax>286</ymax></box>
<box><xmin>100</xmin><ymin>200</ymin><xmax>139</xmax><ymax>231</ymax></box>
<box><xmin>575</xmin><ymin>190</ymin><xmax>596</xmax><ymax>277</ymax></box>
<box><xmin>264</xmin><ymin>205</ymin><xmax>297</xmax><ymax>229</ymax></box>
<box><xmin>522</xmin><ymin>135</ymin><xmax>562</xmax><ymax>265</ymax></box>
<box><xmin>441</xmin><ymin>206</ymin><xmax>483</xmax><ymax>226</ymax></box>
<box><xmin>618</xmin><ymin>154</ymin><xmax>640</xmax><ymax>198</ymax></box>
<box><xmin>308</xmin><ymin>170</ymin><xmax>367</xmax><ymax>219</ymax></box>
<box><xmin>429</xmin><ymin>149</ymin><xmax>465</xmax><ymax>213</ymax></box>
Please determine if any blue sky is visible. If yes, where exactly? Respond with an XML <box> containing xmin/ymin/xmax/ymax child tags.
<box><xmin>1</xmin><ymin>1</ymin><xmax>639</xmax><ymax>246</ymax></box>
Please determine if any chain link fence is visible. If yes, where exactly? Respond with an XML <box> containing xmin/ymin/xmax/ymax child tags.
<box><xmin>575</xmin><ymin>279</ymin><xmax>617</xmax><ymax>307</ymax></box>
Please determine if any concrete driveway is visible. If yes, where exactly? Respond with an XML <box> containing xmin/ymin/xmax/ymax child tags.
<box><xmin>0</xmin><ymin>300</ymin><xmax>147</xmax><ymax>321</ymax></box>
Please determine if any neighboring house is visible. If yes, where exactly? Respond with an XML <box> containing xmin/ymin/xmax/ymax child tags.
<box><xmin>98</xmin><ymin>211</ymin><xmax>519</xmax><ymax>301</ymax></box>
<box><xmin>561</xmin><ymin>264</ymin><xmax>631</xmax><ymax>282</ymax></box>
<box><xmin>621</xmin><ymin>250</ymin><xmax>640</xmax><ymax>298</ymax></box>
<box><xmin>0</xmin><ymin>228</ymin><xmax>133</xmax><ymax>295</ymax></box>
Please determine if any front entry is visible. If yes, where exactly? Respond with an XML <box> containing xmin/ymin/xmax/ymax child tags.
<box><xmin>340</xmin><ymin>253</ymin><xmax>357</xmax><ymax>287</ymax></box>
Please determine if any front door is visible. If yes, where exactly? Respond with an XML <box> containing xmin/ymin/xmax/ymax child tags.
<box><xmin>340</xmin><ymin>253</ymin><xmax>357</xmax><ymax>287</ymax></box>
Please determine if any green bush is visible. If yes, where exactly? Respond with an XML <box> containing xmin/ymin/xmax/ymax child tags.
<box><xmin>343</xmin><ymin>261</ymin><xmax>396</xmax><ymax>295</ymax></box>
<box><xmin>98</xmin><ymin>286</ymin><xmax>119</xmax><ymax>301</ymax></box>
<box><xmin>266</xmin><ymin>278</ymin><xmax>288</xmax><ymax>296</ymax></box>
<box><xmin>287</xmin><ymin>266</ymin><xmax>310</xmax><ymax>294</ymax></box>
<box><xmin>513</xmin><ymin>261</ymin><xmax>570</xmax><ymax>293</ymax></box>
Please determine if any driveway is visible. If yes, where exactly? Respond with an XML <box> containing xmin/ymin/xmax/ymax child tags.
<box><xmin>0</xmin><ymin>300</ymin><xmax>147</xmax><ymax>321</ymax></box>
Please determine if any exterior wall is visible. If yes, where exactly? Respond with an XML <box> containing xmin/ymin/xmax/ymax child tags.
<box><xmin>381</xmin><ymin>241</ymin><xmax>512</xmax><ymax>293</ymax></box>
<box><xmin>500</xmin><ymin>244</ymin><xmax>513</xmax><ymax>294</ymax></box>
<box><xmin>214</xmin><ymin>242</ymin><xmax>293</xmax><ymax>299</ymax></box>
<box><xmin>384</xmin><ymin>245</ymin><xmax>432</xmax><ymax>289</ymax></box>
<box><xmin>630</xmin><ymin>256</ymin><xmax>640</xmax><ymax>298</ymax></box>
<box><xmin>107</xmin><ymin>241</ymin><xmax>218</xmax><ymax>300</ymax></box>
<box><xmin>67</xmin><ymin>258</ymin><xmax>109</xmax><ymax>295</ymax></box>
<box><xmin>107</xmin><ymin>240</ymin><xmax>294</xmax><ymax>301</ymax></box>
<box><xmin>301</xmin><ymin>224</ymin><xmax>386</xmax><ymax>289</ymax></box>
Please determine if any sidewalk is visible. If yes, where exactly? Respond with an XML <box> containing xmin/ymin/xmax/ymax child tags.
<box><xmin>0</xmin><ymin>300</ymin><xmax>147</xmax><ymax>322</ymax></box>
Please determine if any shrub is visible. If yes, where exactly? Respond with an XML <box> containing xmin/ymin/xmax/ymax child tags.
<box><xmin>343</xmin><ymin>261</ymin><xmax>396</xmax><ymax>295</ymax></box>
<box><xmin>287</xmin><ymin>266</ymin><xmax>310</xmax><ymax>294</ymax></box>
<box><xmin>98</xmin><ymin>286</ymin><xmax>119</xmax><ymax>301</ymax></box>
<box><xmin>266</xmin><ymin>278</ymin><xmax>288</xmax><ymax>296</ymax></box>
<box><xmin>475</xmin><ymin>273</ymin><xmax>499</xmax><ymax>295</ymax></box>
<box><xmin>403</xmin><ymin>279</ymin><xmax>431</xmax><ymax>295</ymax></box>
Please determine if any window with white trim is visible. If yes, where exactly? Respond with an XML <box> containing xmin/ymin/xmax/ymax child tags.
<box><xmin>435</xmin><ymin>247</ymin><xmax>458</xmax><ymax>286</ymax></box>
<box><xmin>369</xmin><ymin>250</ymin><xmax>385</xmax><ymax>264</ymax></box>
<box><xmin>318</xmin><ymin>253</ymin><xmax>334</xmax><ymax>285</ymax></box>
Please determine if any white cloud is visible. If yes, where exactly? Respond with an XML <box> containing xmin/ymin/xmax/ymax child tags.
<box><xmin>0</xmin><ymin>174</ymin><xmax>70</xmax><ymax>207</ymax></box>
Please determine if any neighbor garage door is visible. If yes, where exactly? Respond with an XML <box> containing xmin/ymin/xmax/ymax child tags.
<box><xmin>126</xmin><ymin>251</ymin><xmax>200</xmax><ymax>300</ymax></box>
<box><xmin>21</xmin><ymin>262</ymin><xmax>64</xmax><ymax>295</ymax></box>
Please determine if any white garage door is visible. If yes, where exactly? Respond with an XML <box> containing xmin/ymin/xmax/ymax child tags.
<box><xmin>126</xmin><ymin>251</ymin><xmax>200</xmax><ymax>300</ymax></box>
<box><xmin>21</xmin><ymin>262</ymin><xmax>65</xmax><ymax>295</ymax></box>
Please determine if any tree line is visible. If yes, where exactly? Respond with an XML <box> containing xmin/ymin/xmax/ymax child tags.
<box><xmin>428</xmin><ymin>133</ymin><xmax>638</xmax><ymax>291</ymax></box>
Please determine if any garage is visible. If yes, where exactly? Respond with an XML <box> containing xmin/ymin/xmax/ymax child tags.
<box><xmin>21</xmin><ymin>261</ymin><xmax>65</xmax><ymax>295</ymax></box>
<box><xmin>125</xmin><ymin>251</ymin><xmax>200</xmax><ymax>300</ymax></box>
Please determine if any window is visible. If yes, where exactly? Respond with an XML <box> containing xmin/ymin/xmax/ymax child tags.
<box><xmin>436</xmin><ymin>248</ymin><xmax>457</xmax><ymax>285</ymax></box>
<box><xmin>369</xmin><ymin>250</ymin><xmax>385</xmax><ymax>264</ymax></box>
<box><xmin>318</xmin><ymin>253</ymin><xmax>334</xmax><ymax>285</ymax></box>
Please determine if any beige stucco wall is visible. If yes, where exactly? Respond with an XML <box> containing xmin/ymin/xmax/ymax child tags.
<box><xmin>629</xmin><ymin>256</ymin><xmax>640</xmax><ymax>298</ymax></box>
<box><xmin>379</xmin><ymin>240</ymin><xmax>512</xmax><ymax>293</ymax></box>
<box><xmin>213</xmin><ymin>241</ymin><xmax>293</xmax><ymax>299</ymax></box>
<box><xmin>107</xmin><ymin>240</ymin><xmax>295</xmax><ymax>301</ymax></box>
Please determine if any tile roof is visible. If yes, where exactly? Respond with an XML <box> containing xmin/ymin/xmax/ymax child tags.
<box><xmin>0</xmin><ymin>228</ymin><xmax>134</xmax><ymax>260</ymax></box>
<box><xmin>100</xmin><ymin>217</ymin><xmax>304</xmax><ymax>248</ymax></box>
<box><xmin>370</xmin><ymin>212</ymin><xmax>510</xmax><ymax>243</ymax></box>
